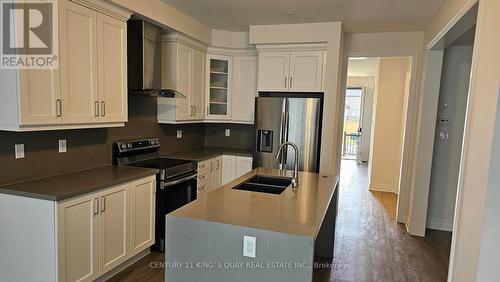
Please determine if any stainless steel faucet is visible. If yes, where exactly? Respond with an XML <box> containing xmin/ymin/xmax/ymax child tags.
<box><xmin>275</xmin><ymin>142</ymin><xmax>299</xmax><ymax>187</ymax></box>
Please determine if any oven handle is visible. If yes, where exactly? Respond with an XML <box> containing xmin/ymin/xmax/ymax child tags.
<box><xmin>162</xmin><ymin>174</ymin><xmax>197</xmax><ymax>187</ymax></box>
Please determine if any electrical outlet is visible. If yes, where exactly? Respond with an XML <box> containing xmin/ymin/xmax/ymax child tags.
<box><xmin>15</xmin><ymin>144</ymin><xmax>25</xmax><ymax>159</ymax></box>
<box><xmin>225</xmin><ymin>129</ymin><xmax>231</xmax><ymax>137</ymax></box>
<box><xmin>59</xmin><ymin>139</ymin><xmax>67</xmax><ymax>153</ymax></box>
<box><xmin>243</xmin><ymin>236</ymin><xmax>256</xmax><ymax>258</ymax></box>
<box><xmin>177</xmin><ymin>130</ymin><xmax>182</xmax><ymax>139</ymax></box>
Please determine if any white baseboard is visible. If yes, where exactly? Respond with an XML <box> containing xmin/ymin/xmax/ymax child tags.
<box><xmin>369</xmin><ymin>182</ymin><xmax>397</xmax><ymax>194</ymax></box>
<box><xmin>427</xmin><ymin>217</ymin><xmax>454</xmax><ymax>232</ymax></box>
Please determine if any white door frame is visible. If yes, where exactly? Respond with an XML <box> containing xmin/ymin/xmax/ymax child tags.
<box><xmin>340</xmin><ymin>51</ymin><xmax>420</xmax><ymax>226</ymax></box>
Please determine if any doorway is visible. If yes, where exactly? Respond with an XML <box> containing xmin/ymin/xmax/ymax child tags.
<box><xmin>342</xmin><ymin>88</ymin><xmax>363</xmax><ymax>160</ymax></box>
<box><xmin>340</xmin><ymin>56</ymin><xmax>413</xmax><ymax>221</ymax></box>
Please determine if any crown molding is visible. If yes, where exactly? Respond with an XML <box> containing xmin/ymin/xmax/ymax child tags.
<box><xmin>161</xmin><ymin>33</ymin><xmax>209</xmax><ymax>52</ymax></box>
<box><xmin>207</xmin><ymin>46</ymin><xmax>257</xmax><ymax>56</ymax></box>
<box><xmin>255</xmin><ymin>43</ymin><xmax>327</xmax><ymax>52</ymax></box>
<box><xmin>71</xmin><ymin>0</ymin><xmax>132</xmax><ymax>21</ymax></box>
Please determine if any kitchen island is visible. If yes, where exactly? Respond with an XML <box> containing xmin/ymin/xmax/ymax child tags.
<box><xmin>166</xmin><ymin>167</ymin><xmax>339</xmax><ymax>282</ymax></box>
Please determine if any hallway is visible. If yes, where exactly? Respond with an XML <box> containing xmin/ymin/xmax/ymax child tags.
<box><xmin>330</xmin><ymin>160</ymin><xmax>452</xmax><ymax>281</ymax></box>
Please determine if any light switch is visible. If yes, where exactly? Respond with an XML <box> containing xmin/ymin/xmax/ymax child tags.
<box><xmin>15</xmin><ymin>144</ymin><xmax>25</xmax><ymax>159</ymax></box>
<box><xmin>225</xmin><ymin>129</ymin><xmax>231</xmax><ymax>137</ymax></box>
<box><xmin>243</xmin><ymin>236</ymin><xmax>256</xmax><ymax>258</ymax></box>
<box><xmin>59</xmin><ymin>139</ymin><xmax>67</xmax><ymax>153</ymax></box>
<box><xmin>177</xmin><ymin>130</ymin><xmax>182</xmax><ymax>139</ymax></box>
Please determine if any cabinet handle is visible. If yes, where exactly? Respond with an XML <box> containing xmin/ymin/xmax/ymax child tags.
<box><xmin>101</xmin><ymin>101</ymin><xmax>105</xmax><ymax>117</ymax></box>
<box><xmin>216</xmin><ymin>160</ymin><xmax>220</xmax><ymax>170</ymax></box>
<box><xmin>290</xmin><ymin>77</ymin><xmax>293</xmax><ymax>88</ymax></box>
<box><xmin>284</xmin><ymin>77</ymin><xmax>287</xmax><ymax>88</ymax></box>
<box><xmin>193</xmin><ymin>106</ymin><xmax>196</xmax><ymax>116</ymax></box>
<box><xmin>94</xmin><ymin>101</ymin><xmax>99</xmax><ymax>117</ymax></box>
<box><xmin>101</xmin><ymin>196</ymin><xmax>106</xmax><ymax>212</ymax></box>
<box><xmin>93</xmin><ymin>198</ymin><xmax>99</xmax><ymax>215</ymax></box>
<box><xmin>56</xmin><ymin>99</ymin><xmax>62</xmax><ymax>117</ymax></box>
<box><xmin>206</xmin><ymin>106</ymin><xmax>209</xmax><ymax>116</ymax></box>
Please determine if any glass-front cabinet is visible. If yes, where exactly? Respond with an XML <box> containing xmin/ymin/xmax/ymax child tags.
<box><xmin>206</xmin><ymin>54</ymin><xmax>232</xmax><ymax>120</ymax></box>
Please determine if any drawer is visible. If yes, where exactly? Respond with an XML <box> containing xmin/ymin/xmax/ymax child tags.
<box><xmin>197</xmin><ymin>181</ymin><xmax>209</xmax><ymax>195</ymax></box>
<box><xmin>197</xmin><ymin>160</ymin><xmax>210</xmax><ymax>172</ymax></box>
<box><xmin>197</xmin><ymin>170</ymin><xmax>210</xmax><ymax>183</ymax></box>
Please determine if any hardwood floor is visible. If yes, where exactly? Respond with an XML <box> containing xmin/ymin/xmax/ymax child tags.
<box><xmin>108</xmin><ymin>160</ymin><xmax>452</xmax><ymax>282</ymax></box>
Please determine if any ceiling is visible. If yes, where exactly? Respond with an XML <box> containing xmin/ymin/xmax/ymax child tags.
<box><xmin>347</xmin><ymin>58</ymin><xmax>380</xmax><ymax>77</ymax></box>
<box><xmin>161</xmin><ymin>0</ymin><xmax>445</xmax><ymax>32</ymax></box>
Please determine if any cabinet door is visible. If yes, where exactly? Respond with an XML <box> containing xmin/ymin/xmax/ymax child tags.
<box><xmin>59</xmin><ymin>0</ymin><xmax>99</xmax><ymax>123</ymax></box>
<box><xmin>289</xmin><ymin>51</ymin><xmax>324</xmax><ymax>92</ymax></box>
<box><xmin>97</xmin><ymin>14</ymin><xmax>127</xmax><ymax>123</ymax></box>
<box><xmin>191</xmin><ymin>49</ymin><xmax>205</xmax><ymax>120</ymax></box>
<box><xmin>258</xmin><ymin>52</ymin><xmax>289</xmax><ymax>92</ymax></box>
<box><xmin>175</xmin><ymin>44</ymin><xmax>193</xmax><ymax>120</ymax></box>
<box><xmin>130</xmin><ymin>177</ymin><xmax>156</xmax><ymax>256</ymax></box>
<box><xmin>222</xmin><ymin>155</ymin><xmax>237</xmax><ymax>185</ymax></box>
<box><xmin>206</xmin><ymin>55</ymin><xmax>232</xmax><ymax>120</ymax></box>
<box><xmin>232</xmin><ymin>56</ymin><xmax>257</xmax><ymax>123</ymax></box>
<box><xmin>236</xmin><ymin>156</ymin><xmax>253</xmax><ymax>178</ymax></box>
<box><xmin>212</xmin><ymin>156</ymin><xmax>223</xmax><ymax>190</ymax></box>
<box><xmin>99</xmin><ymin>184</ymin><xmax>129</xmax><ymax>275</ymax></box>
<box><xmin>58</xmin><ymin>193</ymin><xmax>99</xmax><ymax>282</ymax></box>
<box><xmin>18</xmin><ymin>69</ymin><xmax>62</xmax><ymax>125</ymax></box>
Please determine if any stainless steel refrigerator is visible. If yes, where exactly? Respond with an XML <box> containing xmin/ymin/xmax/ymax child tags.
<box><xmin>254</xmin><ymin>96</ymin><xmax>322</xmax><ymax>172</ymax></box>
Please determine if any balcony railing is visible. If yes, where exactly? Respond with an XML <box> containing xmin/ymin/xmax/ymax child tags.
<box><xmin>342</xmin><ymin>132</ymin><xmax>361</xmax><ymax>159</ymax></box>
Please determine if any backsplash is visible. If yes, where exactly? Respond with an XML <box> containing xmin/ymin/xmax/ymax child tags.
<box><xmin>0</xmin><ymin>96</ymin><xmax>256</xmax><ymax>185</ymax></box>
<box><xmin>205</xmin><ymin>123</ymin><xmax>255</xmax><ymax>150</ymax></box>
<box><xmin>0</xmin><ymin>95</ymin><xmax>204</xmax><ymax>185</ymax></box>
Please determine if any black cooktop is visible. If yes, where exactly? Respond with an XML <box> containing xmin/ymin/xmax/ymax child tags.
<box><xmin>129</xmin><ymin>158</ymin><xmax>193</xmax><ymax>170</ymax></box>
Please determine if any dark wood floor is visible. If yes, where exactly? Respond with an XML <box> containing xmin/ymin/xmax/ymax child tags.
<box><xmin>109</xmin><ymin>160</ymin><xmax>451</xmax><ymax>282</ymax></box>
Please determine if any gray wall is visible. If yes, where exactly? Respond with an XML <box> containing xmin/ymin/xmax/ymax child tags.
<box><xmin>0</xmin><ymin>95</ymin><xmax>254</xmax><ymax>185</ymax></box>
<box><xmin>427</xmin><ymin>43</ymin><xmax>473</xmax><ymax>231</ymax></box>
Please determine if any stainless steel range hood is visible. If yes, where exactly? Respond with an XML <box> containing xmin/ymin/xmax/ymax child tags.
<box><xmin>127</xmin><ymin>20</ymin><xmax>185</xmax><ymax>98</ymax></box>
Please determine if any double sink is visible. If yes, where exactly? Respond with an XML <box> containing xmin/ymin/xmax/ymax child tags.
<box><xmin>233</xmin><ymin>175</ymin><xmax>292</xmax><ymax>195</ymax></box>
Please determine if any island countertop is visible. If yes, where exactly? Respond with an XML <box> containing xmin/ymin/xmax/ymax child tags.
<box><xmin>169</xmin><ymin>167</ymin><xmax>339</xmax><ymax>238</ymax></box>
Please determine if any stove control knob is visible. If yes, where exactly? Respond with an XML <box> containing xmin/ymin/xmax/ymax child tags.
<box><xmin>127</xmin><ymin>143</ymin><xmax>132</xmax><ymax>149</ymax></box>
<box><xmin>121</xmin><ymin>144</ymin><xmax>127</xmax><ymax>150</ymax></box>
<box><xmin>153</xmin><ymin>140</ymin><xmax>158</xmax><ymax>145</ymax></box>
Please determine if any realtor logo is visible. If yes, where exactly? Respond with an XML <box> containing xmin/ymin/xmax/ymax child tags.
<box><xmin>1</xmin><ymin>0</ymin><xmax>58</xmax><ymax>69</ymax></box>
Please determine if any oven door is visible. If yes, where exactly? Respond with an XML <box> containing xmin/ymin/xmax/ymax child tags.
<box><xmin>154</xmin><ymin>171</ymin><xmax>197</xmax><ymax>252</ymax></box>
<box><xmin>162</xmin><ymin>172</ymin><xmax>197</xmax><ymax>213</ymax></box>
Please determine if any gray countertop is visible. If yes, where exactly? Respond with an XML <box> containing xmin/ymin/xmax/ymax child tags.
<box><xmin>0</xmin><ymin>165</ymin><xmax>158</xmax><ymax>201</ymax></box>
<box><xmin>169</xmin><ymin>167</ymin><xmax>339</xmax><ymax>238</ymax></box>
<box><xmin>163</xmin><ymin>147</ymin><xmax>253</xmax><ymax>162</ymax></box>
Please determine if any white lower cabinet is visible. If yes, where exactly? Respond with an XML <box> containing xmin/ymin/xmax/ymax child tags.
<box><xmin>197</xmin><ymin>155</ymin><xmax>253</xmax><ymax>194</ymax></box>
<box><xmin>57</xmin><ymin>176</ymin><xmax>155</xmax><ymax>282</ymax></box>
<box><xmin>222</xmin><ymin>155</ymin><xmax>254</xmax><ymax>185</ymax></box>
<box><xmin>222</xmin><ymin>155</ymin><xmax>237</xmax><ymax>185</ymax></box>
<box><xmin>98</xmin><ymin>184</ymin><xmax>129</xmax><ymax>275</ymax></box>
<box><xmin>197</xmin><ymin>156</ymin><xmax>223</xmax><ymax>196</ymax></box>
<box><xmin>57</xmin><ymin>193</ymin><xmax>100</xmax><ymax>282</ymax></box>
<box><xmin>129</xmin><ymin>177</ymin><xmax>156</xmax><ymax>256</ymax></box>
<box><xmin>236</xmin><ymin>156</ymin><xmax>254</xmax><ymax>178</ymax></box>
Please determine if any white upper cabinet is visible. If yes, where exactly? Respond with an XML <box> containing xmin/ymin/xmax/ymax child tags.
<box><xmin>289</xmin><ymin>51</ymin><xmax>324</xmax><ymax>92</ymax></box>
<box><xmin>258</xmin><ymin>52</ymin><xmax>290</xmax><ymax>92</ymax></box>
<box><xmin>205</xmin><ymin>54</ymin><xmax>232</xmax><ymax>120</ymax></box>
<box><xmin>257</xmin><ymin>49</ymin><xmax>325</xmax><ymax>93</ymax></box>
<box><xmin>97</xmin><ymin>14</ymin><xmax>128</xmax><ymax>123</ymax></box>
<box><xmin>0</xmin><ymin>0</ymin><xmax>130</xmax><ymax>131</ymax></box>
<box><xmin>232</xmin><ymin>56</ymin><xmax>258</xmax><ymax>123</ymax></box>
<box><xmin>60</xmin><ymin>0</ymin><xmax>99</xmax><ymax>124</ymax></box>
<box><xmin>158</xmin><ymin>35</ymin><xmax>206</xmax><ymax>123</ymax></box>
